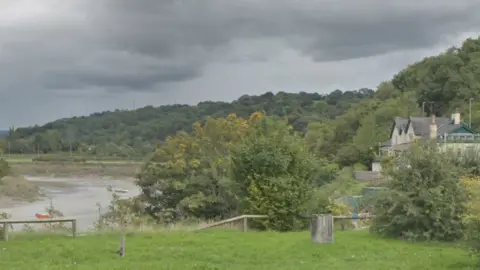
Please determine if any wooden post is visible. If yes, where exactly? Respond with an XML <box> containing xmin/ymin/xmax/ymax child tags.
<box><xmin>242</xmin><ymin>216</ymin><xmax>248</xmax><ymax>232</ymax></box>
<box><xmin>2</xmin><ymin>222</ymin><xmax>8</xmax><ymax>241</ymax></box>
<box><xmin>119</xmin><ymin>235</ymin><xmax>125</xmax><ymax>257</ymax></box>
<box><xmin>311</xmin><ymin>214</ymin><xmax>333</xmax><ymax>244</ymax></box>
<box><xmin>71</xmin><ymin>220</ymin><xmax>77</xmax><ymax>238</ymax></box>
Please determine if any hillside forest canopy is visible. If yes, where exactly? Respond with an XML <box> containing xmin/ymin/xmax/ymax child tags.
<box><xmin>3</xmin><ymin>37</ymin><xmax>480</xmax><ymax>170</ymax></box>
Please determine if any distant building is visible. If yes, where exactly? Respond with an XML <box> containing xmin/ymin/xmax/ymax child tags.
<box><xmin>372</xmin><ymin>112</ymin><xmax>479</xmax><ymax>172</ymax></box>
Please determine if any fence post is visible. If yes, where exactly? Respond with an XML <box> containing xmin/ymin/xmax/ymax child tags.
<box><xmin>310</xmin><ymin>214</ymin><xmax>333</xmax><ymax>244</ymax></box>
<box><xmin>71</xmin><ymin>219</ymin><xmax>77</xmax><ymax>238</ymax></box>
<box><xmin>1</xmin><ymin>222</ymin><xmax>8</xmax><ymax>241</ymax></box>
<box><xmin>119</xmin><ymin>235</ymin><xmax>125</xmax><ymax>257</ymax></box>
<box><xmin>242</xmin><ymin>216</ymin><xmax>248</xmax><ymax>232</ymax></box>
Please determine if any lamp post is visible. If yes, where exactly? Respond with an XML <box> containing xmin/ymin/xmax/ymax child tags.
<box><xmin>470</xmin><ymin>98</ymin><xmax>473</xmax><ymax>128</ymax></box>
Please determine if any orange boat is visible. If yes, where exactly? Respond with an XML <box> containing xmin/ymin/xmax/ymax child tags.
<box><xmin>35</xmin><ymin>213</ymin><xmax>52</xmax><ymax>219</ymax></box>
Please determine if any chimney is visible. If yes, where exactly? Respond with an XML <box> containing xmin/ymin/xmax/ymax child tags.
<box><xmin>451</xmin><ymin>111</ymin><xmax>461</xmax><ymax>124</ymax></box>
<box><xmin>430</xmin><ymin>114</ymin><xmax>437</xmax><ymax>139</ymax></box>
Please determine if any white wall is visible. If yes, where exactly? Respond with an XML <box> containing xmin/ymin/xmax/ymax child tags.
<box><xmin>438</xmin><ymin>143</ymin><xmax>480</xmax><ymax>152</ymax></box>
<box><xmin>372</xmin><ymin>162</ymin><xmax>382</xmax><ymax>172</ymax></box>
<box><xmin>391</xmin><ymin>124</ymin><xmax>415</xmax><ymax>146</ymax></box>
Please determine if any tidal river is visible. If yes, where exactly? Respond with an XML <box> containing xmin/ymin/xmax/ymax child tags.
<box><xmin>0</xmin><ymin>176</ymin><xmax>140</xmax><ymax>232</ymax></box>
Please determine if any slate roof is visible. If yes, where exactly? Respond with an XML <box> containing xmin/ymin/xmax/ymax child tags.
<box><xmin>382</xmin><ymin>115</ymin><xmax>472</xmax><ymax>148</ymax></box>
<box><xmin>390</xmin><ymin>116</ymin><xmax>469</xmax><ymax>138</ymax></box>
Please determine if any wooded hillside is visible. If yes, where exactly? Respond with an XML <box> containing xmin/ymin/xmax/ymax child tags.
<box><xmin>3</xmin><ymin>37</ymin><xmax>480</xmax><ymax>166</ymax></box>
<box><xmin>2</xmin><ymin>89</ymin><xmax>374</xmax><ymax>157</ymax></box>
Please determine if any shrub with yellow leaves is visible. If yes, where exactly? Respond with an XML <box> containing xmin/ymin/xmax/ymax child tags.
<box><xmin>460</xmin><ymin>177</ymin><xmax>480</xmax><ymax>256</ymax></box>
<box><xmin>460</xmin><ymin>177</ymin><xmax>480</xmax><ymax>216</ymax></box>
<box><xmin>249</xmin><ymin>111</ymin><xmax>263</xmax><ymax>121</ymax></box>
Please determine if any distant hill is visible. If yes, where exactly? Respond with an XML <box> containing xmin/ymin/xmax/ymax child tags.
<box><xmin>7</xmin><ymin>89</ymin><xmax>374</xmax><ymax>156</ymax></box>
<box><xmin>0</xmin><ymin>130</ymin><xmax>8</xmax><ymax>138</ymax></box>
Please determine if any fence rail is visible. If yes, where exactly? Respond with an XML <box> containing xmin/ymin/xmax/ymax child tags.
<box><xmin>195</xmin><ymin>215</ymin><xmax>268</xmax><ymax>232</ymax></box>
<box><xmin>1</xmin><ymin>218</ymin><xmax>77</xmax><ymax>241</ymax></box>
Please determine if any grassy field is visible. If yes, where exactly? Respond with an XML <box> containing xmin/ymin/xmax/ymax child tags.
<box><xmin>0</xmin><ymin>230</ymin><xmax>475</xmax><ymax>270</ymax></box>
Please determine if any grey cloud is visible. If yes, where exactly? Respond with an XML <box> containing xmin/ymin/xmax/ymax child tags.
<box><xmin>0</xmin><ymin>0</ymin><xmax>479</xmax><ymax>96</ymax></box>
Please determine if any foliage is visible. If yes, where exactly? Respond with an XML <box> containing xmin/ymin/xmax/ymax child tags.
<box><xmin>315</xmin><ymin>167</ymin><xmax>365</xmax><ymax>200</ymax></box>
<box><xmin>135</xmin><ymin>113</ymin><xmax>345</xmax><ymax>231</ymax></box>
<box><xmin>460</xmin><ymin>177</ymin><xmax>480</xmax><ymax>260</ymax></box>
<box><xmin>95</xmin><ymin>189</ymin><xmax>154</xmax><ymax>230</ymax></box>
<box><xmin>3</xmin><ymin>90</ymin><xmax>374</xmax><ymax>157</ymax></box>
<box><xmin>41</xmin><ymin>199</ymin><xmax>69</xmax><ymax>231</ymax></box>
<box><xmin>231</xmin><ymin>116</ymin><xmax>319</xmax><ymax>231</ymax></box>
<box><xmin>379</xmin><ymin>156</ymin><xmax>394</xmax><ymax>174</ymax></box>
<box><xmin>370</xmin><ymin>143</ymin><xmax>468</xmax><ymax>241</ymax></box>
<box><xmin>4</xmin><ymin>38</ymin><xmax>480</xmax><ymax>172</ymax></box>
<box><xmin>136</xmin><ymin>114</ymin><xmax>253</xmax><ymax>223</ymax></box>
<box><xmin>0</xmin><ymin>158</ymin><xmax>11</xmax><ymax>179</ymax></box>
<box><xmin>448</xmin><ymin>149</ymin><xmax>480</xmax><ymax>178</ymax></box>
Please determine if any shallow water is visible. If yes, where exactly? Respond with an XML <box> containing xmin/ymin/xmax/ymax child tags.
<box><xmin>0</xmin><ymin>176</ymin><xmax>140</xmax><ymax>232</ymax></box>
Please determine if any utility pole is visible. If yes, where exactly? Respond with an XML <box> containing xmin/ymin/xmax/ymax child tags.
<box><xmin>470</xmin><ymin>98</ymin><xmax>474</xmax><ymax>128</ymax></box>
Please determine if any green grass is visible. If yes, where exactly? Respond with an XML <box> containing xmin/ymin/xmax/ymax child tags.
<box><xmin>0</xmin><ymin>230</ymin><xmax>475</xmax><ymax>270</ymax></box>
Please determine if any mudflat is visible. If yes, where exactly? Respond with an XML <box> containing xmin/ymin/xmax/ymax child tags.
<box><xmin>9</xmin><ymin>162</ymin><xmax>141</xmax><ymax>178</ymax></box>
<box><xmin>0</xmin><ymin>176</ymin><xmax>140</xmax><ymax>231</ymax></box>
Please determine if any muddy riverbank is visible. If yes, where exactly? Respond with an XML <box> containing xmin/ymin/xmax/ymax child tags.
<box><xmin>0</xmin><ymin>176</ymin><xmax>140</xmax><ymax>231</ymax></box>
<box><xmin>9</xmin><ymin>162</ymin><xmax>141</xmax><ymax>178</ymax></box>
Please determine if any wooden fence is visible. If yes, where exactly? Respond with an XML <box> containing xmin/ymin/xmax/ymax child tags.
<box><xmin>194</xmin><ymin>215</ymin><xmax>268</xmax><ymax>232</ymax></box>
<box><xmin>0</xmin><ymin>218</ymin><xmax>77</xmax><ymax>241</ymax></box>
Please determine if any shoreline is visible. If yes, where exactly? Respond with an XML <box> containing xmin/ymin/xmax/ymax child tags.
<box><xmin>0</xmin><ymin>197</ymin><xmax>33</xmax><ymax>209</ymax></box>
<box><xmin>0</xmin><ymin>175</ymin><xmax>141</xmax><ymax>231</ymax></box>
<box><xmin>0</xmin><ymin>161</ymin><xmax>141</xmax><ymax>210</ymax></box>
<box><xmin>9</xmin><ymin>162</ymin><xmax>141</xmax><ymax>179</ymax></box>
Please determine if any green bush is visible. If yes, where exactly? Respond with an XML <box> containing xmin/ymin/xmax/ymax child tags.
<box><xmin>460</xmin><ymin>178</ymin><xmax>480</xmax><ymax>261</ymax></box>
<box><xmin>370</xmin><ymin>143</ymin><xmax>468</xmax><ymax>241</ymax></box>
<box><xmin>231</xmin><ymin>117</ymin><xmax>318</xmax><ymax>231</ymax></box>
<box><xmin>0</xmin><ymin>159</ymin><xmax>11</xmax><ymax>179</ymax></box>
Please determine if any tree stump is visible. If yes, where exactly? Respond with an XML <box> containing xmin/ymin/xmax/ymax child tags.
<box><xmin>310</xmin><ymin>214</ymin><xmax>333</xmax><ymax>244</ymax></box>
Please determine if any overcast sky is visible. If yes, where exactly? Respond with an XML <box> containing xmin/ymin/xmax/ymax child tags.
<box><xmin>1</xmin><ymin>0</ymin><xmax>480</xmax><ymax>128</ymax></box>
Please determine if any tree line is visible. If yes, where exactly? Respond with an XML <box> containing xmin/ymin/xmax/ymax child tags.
<box><xmin>0</xmin><ymin>89</ymin><xmax>374</xmax><ymax>159</ymax></box>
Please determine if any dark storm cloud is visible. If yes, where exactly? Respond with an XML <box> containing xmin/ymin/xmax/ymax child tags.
<box><xmin>0</xmin><ymin>0</ymin><xmax>479</xmax><ymax>94</ymax></box>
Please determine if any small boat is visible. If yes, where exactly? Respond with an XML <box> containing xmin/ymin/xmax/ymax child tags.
<box><xmin>113</xmin><ymin>189</ymin><xmax>128</xmax><ymax>194</ymax></box>
<box><xmin>35</xmin><ymin>213</ymin><xmax>52</xmax><ymax>219</ymax></box>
